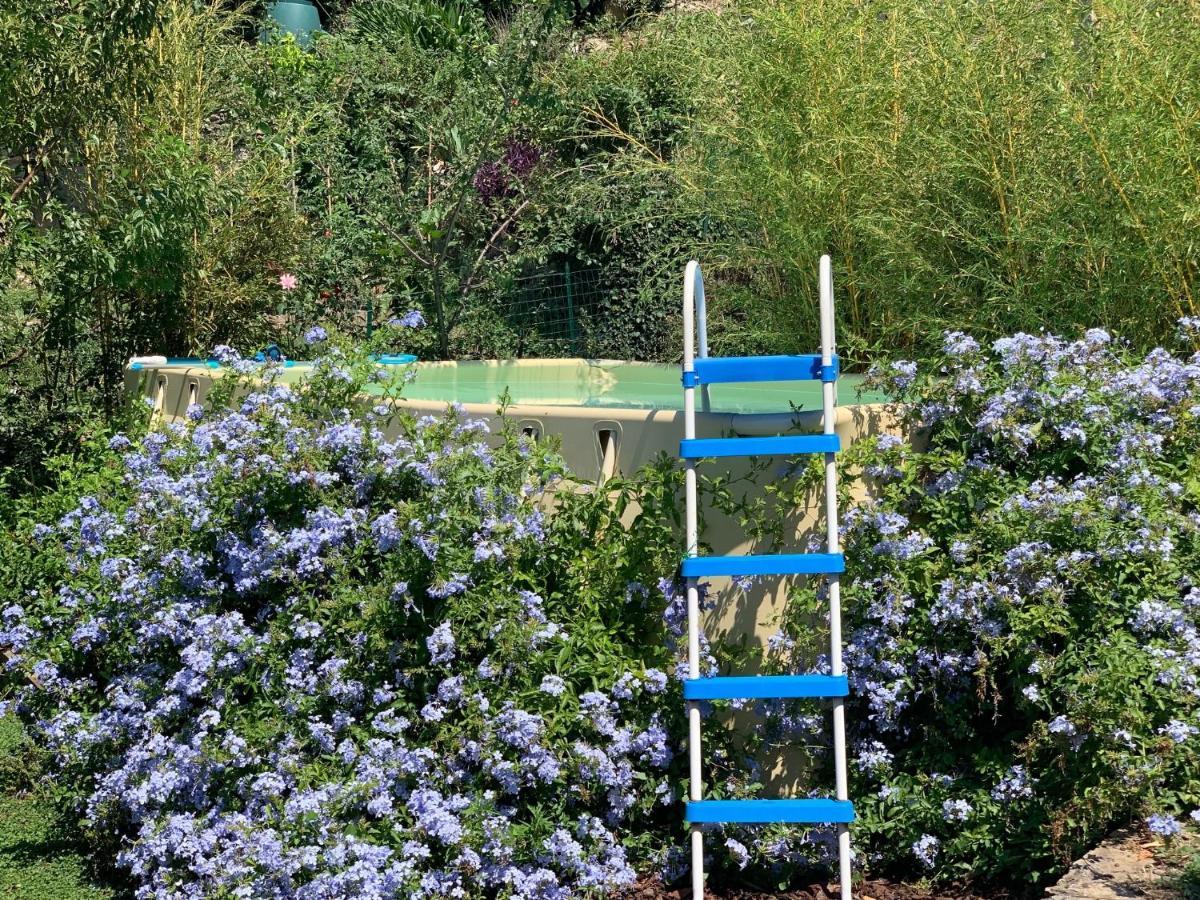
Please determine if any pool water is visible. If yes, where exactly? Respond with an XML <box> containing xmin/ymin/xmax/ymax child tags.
<box><xmin>358</xmin><ymin>360</ymin><xmax>888</xmax><ymax>413</ymax></box>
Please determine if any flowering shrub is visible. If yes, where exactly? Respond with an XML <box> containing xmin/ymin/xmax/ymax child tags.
<box><xmin>0</xmin><ymin>345</ymin><xmax>698</xmax><ymax>898</ymax></box>
<box><xmin>473</xmin><ymin>138</ymin><xmax>547</xmax><ymax>206</ymax></box>
<box><xmin>767</xmin><ymin>327</ymin><xmax>1200</xmax><ymax>888</ymax></box>
<box><xmin>12</xmin><ymin>327</ymin><xmax>1200</xmax><ymax>895</ymax></box>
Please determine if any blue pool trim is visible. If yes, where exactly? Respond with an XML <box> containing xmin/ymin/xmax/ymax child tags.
<box><xmin>683</xmin><ymin>674</ymin><xmax>848</xmax><ymax>700</ymax></box>
<box><xmin>686</xmin><ymin>799</ymin><xmax>855</xmax><ymax>824</ymax></box>
<box><xmin>130</xmin><ymin>354</ymin><xmax>417</xmax><ymax>371</ymax></box>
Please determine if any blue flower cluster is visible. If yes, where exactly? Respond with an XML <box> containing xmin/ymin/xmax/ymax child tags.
<box><xmin>0</xmin><ymin>346</ymin><xmax>692</xmax><ymax>898</ymax></box>
<box><xmin>769</xmin><ymin>327</ymin><xmax>1200</xmax><ymax>887</ymax></box>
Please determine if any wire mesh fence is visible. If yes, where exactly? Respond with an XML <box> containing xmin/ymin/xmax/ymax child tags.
<box><xmin>270</xmin><ymin>262</ymin><xmax>645</xmax><ymax>361</ymax></box>
<box><xmin>490</xmin><ymin>263</ymin><xmax>608</xmax><ymax>358</ymax></box>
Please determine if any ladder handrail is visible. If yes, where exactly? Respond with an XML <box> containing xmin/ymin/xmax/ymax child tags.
<box><xmin>683</xmin><ymin>260</ymin><xmax>711</xmax><ymax>413</ymax></box>
<box><xmin>681</xmin><ymin>255</ymin><xmax>852</xmax><ymax>899</ymax></box>
<box><xmin>683</xmin><ymin>259</ymin><xmax>709</xmax><ymax>364</ymax></box>
<box><xmin>682</xmin><ymin>260</ymin><xmax>705</xmax><ymax>898</ymax></box>
<box><xmin>820</xmin><ymin>255</ymin><xmax>853</xmax><ymax>899</ymax></box>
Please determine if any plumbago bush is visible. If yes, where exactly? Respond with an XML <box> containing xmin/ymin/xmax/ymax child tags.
<box><xmin>14</xmin><ymin>325</ymin><xmax>1200</xmax><ymax>895</ymax></box>
<box><xmin>0</xmin><ymin>343</ymin><xmax>712</xmax><ymax>898</ymax></box>
<box><xmin>763</xmin><ymin>326</ymin><xmax>1200</xmax><ymax>888</ymax></box>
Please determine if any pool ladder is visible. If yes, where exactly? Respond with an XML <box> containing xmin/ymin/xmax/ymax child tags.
<box><xmin>680</xmin><ymin>256</ymin><xmax>853</xmax><ymax>897</ymax></box>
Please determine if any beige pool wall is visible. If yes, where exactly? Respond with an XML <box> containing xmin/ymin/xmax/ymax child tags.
<box><xmin>128</xmin><ymin>358</ymin><xmax>902</xmax><ymax>787</ymax></box>
<box><xmin>127</xmin><ymin>357</ymin><xmax>899</xmax><ymax>642</ymax></box>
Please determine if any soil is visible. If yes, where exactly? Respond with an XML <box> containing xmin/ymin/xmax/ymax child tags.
<box><xmin>618</xmin><ymin>876</ymin><xmax>1013</xmax><ymax>900</ymax></box>
<box><xmin>617</xmin><ymin>827</ymin><xmax>1196</xmax><ymax>900</ymax></box>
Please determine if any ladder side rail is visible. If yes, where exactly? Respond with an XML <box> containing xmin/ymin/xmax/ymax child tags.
<box><xmin>692</xmin><ymin>260</ymin><xmax>709</xmax><ymax>360</ymax></box>
<box><xmin>820</xmin><ymin>254</ymin><xmax>853</xmax><ymax>898</ymax></box>
<box><xmin>683</xmin><ymin>260</ymin><xmax>705</xmax><ymax>898</ymax></box>
<box><xmin>691</xmin><ymin>260</ymin><xmax>712</xmax><ymax>413</ymax></box>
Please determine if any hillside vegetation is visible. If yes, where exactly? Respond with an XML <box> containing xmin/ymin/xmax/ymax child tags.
<box><xmin>3</xmin><ymin>0</ymin><xmax>1198</xmax><ymax>486</ymax></box>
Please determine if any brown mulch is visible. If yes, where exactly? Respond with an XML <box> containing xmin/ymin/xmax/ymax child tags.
<box><xmin>618</xmin><ymin>876</ymin><xmax>1016</xmax><ymax>899</ymax></box>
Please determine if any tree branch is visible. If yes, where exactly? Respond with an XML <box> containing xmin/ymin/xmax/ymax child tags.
<box><xmin>461</xmin><ymin>198</ymin><xmax>531</xmax><ymax>297</ymax></box>
<box><xmin>372</xmin><ymin>215</ymin><xmax>433</xmax><ymax>268</ymax></box>
<box><xmin>446</xmin><ymin>198</ymin><xmax>532</xmax><ymax>335</ymax></box>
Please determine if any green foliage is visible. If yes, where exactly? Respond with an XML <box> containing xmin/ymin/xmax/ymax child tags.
<box><xmin>0</xmin><ymin>716</ymin><xmax>112</xmax><ymax>899</ymax></box>
<box><xmin>677</xmin><ymin>0</ymin><xmax>1200</xmax><ymax>361</ymax></box>
<box><xmin>0</xmin><ymin>795</ymin><xmax>114</xmax><ymax>899</ymax></box>
<box><xmin>1180</xmin><ymin>846</ymin><xmax>1200</xmax><ymax>900</ymax></box>
<box><xmin>223</xmin><ymin>1</ymin><xmax>700</xmax><ymax>361</ymax></box>
<box><xmin>0</xmin><ymin>344</ymin><xmax>705</xmax><ymax>894</ymax></box>
<box><xmin>0</xmin><ymin>0</ymin><xmax>705</xmax><ymax>491</ymax></box>
<box><xmin>761</xmin><ymin>328</ymin><xmax>1200</xmax><ymax>888</ymax></box>
<box><xmin>0</xmin><ymin>0</ymin><xmax>169</xmax><ymax>484</ymax></box>
<box><xmin>0</xmin><ymin>0</ymin><xmax>304</xmax><ymax>490</ymax></box>
<box><xmin>523</xmin><ymin>27</ymin><xmax>705</xmax><ymax>360</ymax></box>
<box><xmin>8</xmin><ymin>0</ymin><xmax>1200</xmax><ymax>494</ymax></box>
<box><xmin>350</xmin><ymin>0</ymin><xmax>489</xmax><ymax>52</ymax></box>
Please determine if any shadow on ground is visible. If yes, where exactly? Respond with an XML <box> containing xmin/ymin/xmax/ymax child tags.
<box><xmin>0</xmin><ymin>716</ymin><xmax>115</xmax><ymax>899</ymax></box>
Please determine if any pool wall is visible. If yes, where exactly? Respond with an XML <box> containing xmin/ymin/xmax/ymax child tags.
<box><xmin>127</xmin><ymin>357</ymin><xmax>903</xmax><ymax>787</ymax></box>
<box><xmin>128</xmin><ymin>355</ymin><xmax>900</xmax><ymax>627</ymax></box>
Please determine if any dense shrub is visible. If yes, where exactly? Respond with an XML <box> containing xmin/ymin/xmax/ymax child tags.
<box><xmin>0</xmin><ymin>0</ymin><xmax>305</xmax><ymax>490</ymax></box>
<box><xmin>1</xmin><ymin>1</ymin><xmax>701</xmax><ymax>491</ymax></box>
<box><xmin>758</xmin><ymin>326</ymin><xmax>1200</xmax><ymax>888</ymax></box>
<box><xmin>9</xmin><ymin>320</ymin><xmax>1200</xmax><ymax>894</ymax></box>
<box><xmin>675</xmin><ymin>0</ymin><xmax>1200</xmax><ymax>360</ymax></box>
<box><xmin>0</xmin><ymin>343</ymin><xmax>705</xmax><ymax>897</ymax></box>
<box><xmin>10</xmin><ymin>0</ymin><xmax>1200</xmax><ymax>492</ymax></box>
<box><xmin>225</xmin><ymin>3</ymin><xmax>702</xmax><ymax>363</ymax></box>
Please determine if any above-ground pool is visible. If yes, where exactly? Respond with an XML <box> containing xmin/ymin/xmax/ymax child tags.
<box><xmin>358</xmin><ymin>359</ymin><xmax>891</xmax><ymax>413</ymax></box>
<box><xmin>135</xmin><ymin>357</ymin><xmax>889</xmax><ymax>413</ymax></box>
<box><xmin>127</xmin><ymin>354</ymin><xmax>899</xmax><ymax>701</ymax></box>
<box><xmin>128</xmin><ymin>356</ymin><xmax>894</xmax><ymax>482</ymax></box>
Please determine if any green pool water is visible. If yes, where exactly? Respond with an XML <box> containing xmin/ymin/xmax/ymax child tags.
<box><xmin>356</xmin><ymin>360</ymin><xmax>888</xmax><ymax>413</ymax></box>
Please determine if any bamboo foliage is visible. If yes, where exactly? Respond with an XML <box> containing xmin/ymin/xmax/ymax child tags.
<box><xmin>669</xmin><ymin>0</ymin><xmax>1200</xmax><ymax>359</ymax></box>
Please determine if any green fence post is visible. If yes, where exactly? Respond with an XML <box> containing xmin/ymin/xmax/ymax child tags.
<box><xmin>564</xmin><ymin>261</ymin><xmax>578</xmax><ymax>354</ymax></box>
<box><xmin>366</xmin><ymin>293</ymin><xmax>374</xmax><ymax>339</ymax></box>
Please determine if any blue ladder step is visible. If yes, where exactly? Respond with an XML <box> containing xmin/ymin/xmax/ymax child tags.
<box><xmin>682</xmin><ymin>553</ymin><xmax>844</xmax><ymax>578</ymax></box>
<box><xmin>680</xmin><ymin>434</ymin><xmax>839</xmax><ymax>459</ymax></box>
<box><xmin>684</xmin><ymin>674</ymin><xmax>848</xmax><ymax>700</ymax></box>
<box><xmin>689</xmin><ymin>354</ymin><xmax>838</xmax><ymax>386</ymax></box>
<box><xmin>686</xmin><ymin>799</ymin><xmax>855</xmax><ymax>824</ymax></box>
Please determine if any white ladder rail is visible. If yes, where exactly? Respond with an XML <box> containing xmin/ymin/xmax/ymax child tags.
<box><xmin>821</xmin><ymin>255</ymin><xmax>853</xmax><ymax>898</ymax></box>
<box><xmin>682</xmin><ymin>259</ymin><xmax>706</xmax><ymax>898</ymax></box>
<box><xmin>680</xmin><ymin>255</ymin><xmax>853</xmax><ymax>898</ymax></box>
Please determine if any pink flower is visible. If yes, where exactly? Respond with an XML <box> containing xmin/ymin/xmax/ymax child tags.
<box><xmin>279</xmin><ymin>273</ymin><xmax>298</xmax><ymax>291</ymax></box>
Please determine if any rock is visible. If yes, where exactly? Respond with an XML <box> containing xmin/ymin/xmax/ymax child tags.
<box><xmin>1044</xmin><ymin>827</ymin><xmax>1181</xmax><ymax>899</ymax></box>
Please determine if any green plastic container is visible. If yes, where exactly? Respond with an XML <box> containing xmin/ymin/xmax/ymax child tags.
<box><xmin>264</xmin><ymin>0</ymin><xmax>323</xmax><ymax>47</ymax></box>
